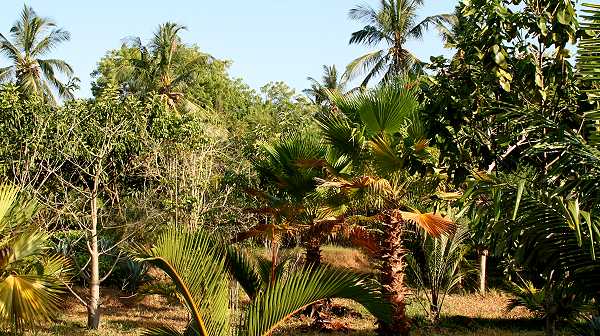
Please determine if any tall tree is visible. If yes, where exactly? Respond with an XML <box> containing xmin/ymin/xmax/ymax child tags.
<box><xmin>0</xmin><ymin>6</ymin><xmax>76</xmax><ymax>102</ymax></box>
<box><xmin>346</xmin><ymin>0</ymin><xmax>452</xmax><ymax>86</ymax></box>
<box><xmin>304</xmin><ymin>65</ymin><xmax>348</xmax><ymax>107</ymax></box>
<box><xmin>116</xmin><ymin>22</ymin><xmax>212</xmax><ymax>111</ymax></box>
<box><xmin>317</xmin><ymin>82</ymin><xmax>454</xmax><ymax>335</ymax></box>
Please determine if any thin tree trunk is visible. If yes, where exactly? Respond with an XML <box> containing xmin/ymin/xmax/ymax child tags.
<box><xmin>270</xmin><ymin>237</ymin><xmax>278</xmax><ymax>284</ymax></box>
<box><xmin>87</xmin><ymin>169</ymin><xmax>101</xmax><ymax>329</ymax></box>
<box><xmin>377</xmin><ymin>212</ymin><xmax>410</xmax><ymax>336</ymax></box>
<box><xmin>480</xmin><ymin>249</ymin><xmax>488</xmax><ymax>295</ymax></box>
<box><xmin>545</xmin><ymin>315</ymin><xmax>557</xmax><ymax>336</ymax></box>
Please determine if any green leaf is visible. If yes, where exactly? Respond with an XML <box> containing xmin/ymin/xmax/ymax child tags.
<box><xmin>512</xmin><ymin>181</ymin><xmax>525</xmax><ymax>221</ymax></box>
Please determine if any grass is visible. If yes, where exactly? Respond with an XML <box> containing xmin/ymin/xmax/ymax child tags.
<box><xmin>21</xmin><ymin>245</ymin><xmax>563</xmax><ymax>336</ymax></box>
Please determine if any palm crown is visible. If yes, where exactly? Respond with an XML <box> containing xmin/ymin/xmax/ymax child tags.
<box><xmin>118</xmin><ymin>22</ymin><xmax>212</xmax><ymax>111</ymax></box>
<box><xmin>0</xmin><ymin>5</ymin><xmax>76</xmax><ymax>102</ymax></box>
<box><xmin>347</xmin><ymin>0</ymin><xmax>453</xmax><ymax>86</ymax></box>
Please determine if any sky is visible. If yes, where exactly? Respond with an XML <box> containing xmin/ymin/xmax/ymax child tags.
<box><xmin>0</xmin><ymin>1</ymin><xmax>458</xmax><ymax>98</ymax></box>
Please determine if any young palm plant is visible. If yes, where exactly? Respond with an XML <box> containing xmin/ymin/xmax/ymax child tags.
<box><xmin>406</xmin><ymin>223</ymin><xmax>470</xmax><ymax>325</ymax></box>
<box><xmin>316</xmin><ymin>82</ymin><xmax>455</xmax><ymax>335</ymax></box>
<box><xmin>130</xmin><ymin>227</ymin><xmax>392</xmax><ymax>336</ymax></box>
<box><xmin>0</xmin><ymin>6</ymin><xmax>76</xmax><ymax>102</ymax></box>
<box><xmin>0</xmin><ymin>185</ymin><xmax>69</xmax><ymax>333</ymax></box>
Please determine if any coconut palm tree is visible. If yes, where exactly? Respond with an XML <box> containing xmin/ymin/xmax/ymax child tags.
<box><xmin>304</xmin><ymin>65</ymin><xmax>348</xmax><ymax>107</ymax></box>
<box><xmin>316</xmin><ymin>82</ymin><xmax>454</xmax><ymax>335</ymax></box>
<box><xmin>0</xmin><ymin>185</ymin><xmax>69</xmax><ymax>333</ymax></box>
<box><xmin>0</xmin><ymin>5</ymin><xmax>76</xmax><ymax>102</ymax></box>
<box><xmin>346</xmin><ymin>0</ymin><xmax>453</xmax><ymax>86</ymax></box>
<box><xmin>130</xmin><ymin>227</ymin><xmax>392</xmax><ymax>336</ymax></box>
<box><xmin>118</xmin><ymin>22</ymin><xmax>211</xmax><ymax>111</ymax></box>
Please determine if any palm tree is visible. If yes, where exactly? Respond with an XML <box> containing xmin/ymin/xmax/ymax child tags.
<box><xmin>304</xmin><ymin>65</ymin><xmax>348</xmax><ymax>107</ymax></box>
<box><xmin>406</xmin><ymin>223</ymin><xmax>470</xmax><ymax>325</ymax></box>
<box><xmin>346</xmin><ymin>0</ymin><xmax>453</xmax><ymax>86</ymax></box>
<box><xmin>130</xmin><ymin>227</ymin><xmax>392</xmax><ymax>336</ymax></box>
<box><xmin>119</xmin><ymin>22</ymin><xmax>211</xmax><ymax>111</ymax></box>
<box><xmin>0</xmin><ymin>185</ymin><xmax>69</xmax><ymax>333</ymax></box>
<box><xmin>316</xmin><ymin>82</ymin><xmax>454</xmax><ymax>335</ymax></box>
<box><xmin>0</xmin><ymin>5</ymin><xmax>76</xmax><ymax>102</ymax></box>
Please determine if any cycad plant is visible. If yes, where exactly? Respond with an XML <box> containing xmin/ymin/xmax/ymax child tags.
<box><xmin>316</xmin><ymin>82</ymin><xmax>455</xmax><ymax>335</ymax></box>
<box><xmin>406</xmin><ymin>223</ymin><xmax>470</xmax><ymax>325</ymax></box>
<box><xmin>130</xmin><ymin>227</ymin><xmax>392</xmax><ymax>336</ymax></box>
<box><xmin>0</xmin><ymin>6</ymin><xmax>76</xmax><ymax>102</ymax></box>
<box><xmin>0</xmin><ymin>185</ymin><xmax>69</xmax><ymax>333</ymax></box>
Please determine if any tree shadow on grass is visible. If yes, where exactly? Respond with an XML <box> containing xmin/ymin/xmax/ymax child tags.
<box><xmin>439</xmin><ymin>315</ymin><xmax>543</xmax><ymax>332</ymax></box>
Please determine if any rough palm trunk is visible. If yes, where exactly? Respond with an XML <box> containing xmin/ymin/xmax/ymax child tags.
<box><xmin>87</xmin><ymin>170</ymin><xmax>101</xmax><ymax>329</ymax></box>
<box><xmin>377</xmin><ymin>212</ymin><xmax>410</xmax><ymax>336</ymax></box>
<box><xmin>479</xmin><ymin>249</ymin><xmax>488</xmax><ymax>295</ymax></box>
<box><xmin>304</xmin><ymin>236</ymin><xmax>327</xmax><ymax>326</ymax></box>
<box><xmin>304</xmin><ymin>237</ymin><xmax>322</xmax><ymax>267</ymax></box>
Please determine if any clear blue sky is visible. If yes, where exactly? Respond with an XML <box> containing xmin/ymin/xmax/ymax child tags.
<box><xmin>0</xmin><ymin>1</ymin><xmax>458</xmax><ymax>97</ymax></box>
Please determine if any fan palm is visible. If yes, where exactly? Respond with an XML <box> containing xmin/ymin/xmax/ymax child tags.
<box><xmin>0</xmin><ymin>6</ymin><xmax>76</xmax><ymax>102</ymax></box>
<box><xmin>304</xmin><ymin>65</ymin><xmax>348</xmax><ymax>107</ymax></box>
<box><xmin>118</xmin><ymin>22</ymin><xmax>211</xmax><ymax>111</ymax></box>
<box><xmin>346</xmin><ymin>0</ymin><xmax>453</xmax><ymax>86</ymax></box>
<box><xmin>130</xmin><ymin>227</ymin><xmax>392</xmax><ymax>336</ymax></box>
<box><xmin>237</xmin><ymin>135</ymin><xmax>350</xmax><ymax>282</ymax></box>
<box><xmin>316</xmin><ymin>82</ymin><xmax>454</xmax><ymax>335</ymax></box>
<box><xmin>0</xmin><ymin>185</ymin><xmax>69</xmax><ymax>333</ymax></box>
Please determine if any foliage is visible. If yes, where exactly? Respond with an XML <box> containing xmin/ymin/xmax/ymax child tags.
<box><xmin>0</xmin><ymin>184</ymin><xmax>69</xmax><ymax>333</ymax></box>
<box><xmin>0</xmin><ymin>6</ymin><xmax>77</xmax><ymax>102</ymax></box>
<box><xmin>130</xmin><ymin>227</ymin><xmax>392</xmax><ymax>336</ymax></box>
<box><xmin>407</xmin><ymin>223</ymin><xmax>470</xmax><ymax>325</ymax></box>
<box><xmin>346</xmin><ymin>0</ymin><xmax>453</xmax><ymax>86</ymax></box>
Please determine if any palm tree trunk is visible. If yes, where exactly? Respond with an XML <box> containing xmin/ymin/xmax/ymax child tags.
<box><xmin>479</xmin><ymin>249</ymin><xmax>488</xmax><ymax>295</ymax></box>
<box><xmin>377</xmin><ymin>213</ymin><xmax>410</xmax><ymax>336</ymax></box>
<box><xmin>304</xmin><ymin>237</ymin><xmax>321</xmax><ymax>267</ymax></box>
<box><xmin>304</xmin><ymin>237</ymin><xmax>328</xmax><ymax>327</ymax></box>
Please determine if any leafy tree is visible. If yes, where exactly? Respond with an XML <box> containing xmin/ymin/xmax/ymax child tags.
<box><xmin>346</xmin><ymin>0</ymin><xmax>453</xmax><ymax>86</ymax></box>
<box><xmin>0</xmin><ymin>6</ymin><xmax>76</xmax><ymax>102</ymax></box>
<box><xmin>423</xmin><ymin>0</ymin><xmax>580</xmax><ymax>182</ymax></box>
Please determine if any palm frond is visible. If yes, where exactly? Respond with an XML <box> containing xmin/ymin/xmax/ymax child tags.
<box><xmin>130</xmin><ymin>228</ymin><xmax>230</xmax><ymax>336</ymax></box>
<box><xmin>244</xmin><ymin>265</ymin><xmax>391</xmax><ymax>336</ymax></box>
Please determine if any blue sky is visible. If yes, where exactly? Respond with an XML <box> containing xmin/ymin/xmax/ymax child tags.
<box><xmin>0</xmin><ymin>1</ymin><xmax>458</xmax><ymax>97</ymax></box>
